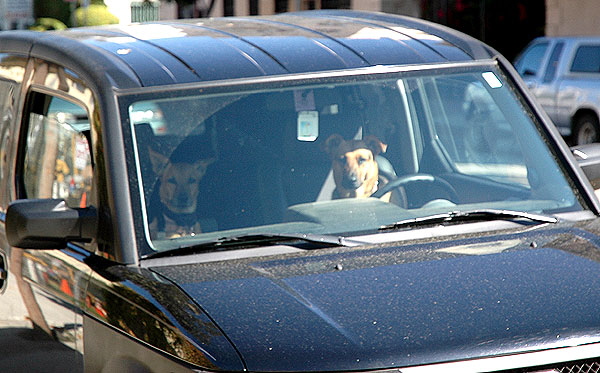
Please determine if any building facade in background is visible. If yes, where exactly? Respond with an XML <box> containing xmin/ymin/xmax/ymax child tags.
<box><xmin>3</xmin><ymin>1</ymin><xmax>600</xmax><ymax>62</ymax></box>
<box><xmin>101</xmin><ymin>0</ymin><xmax>422</xmax><ymax>23</ymax></box>
<box><xmin>545</xmin><ymin>0</ymin><xmax>600</xmax><ymax>37</ymax></box>
<box><xmin>102</xmin><ymin>0</ymin><xmax>542</xmax><ymax>60</ymax></box>
<box><xmin>0</xmin><ymin>0</ymin><xmax>34</xmax><ymax>29</ymax></box>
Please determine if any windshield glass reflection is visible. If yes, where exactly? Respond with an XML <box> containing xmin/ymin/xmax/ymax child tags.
<box><xmin>127</xmin><ymin>64</ymin><xmax>582</xmax><ymax>253</ymax></box>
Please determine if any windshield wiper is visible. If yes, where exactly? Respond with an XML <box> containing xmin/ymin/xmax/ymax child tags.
<box><xmin>143</xmin><ymin>233</ymin><xmax>365</xmax><ymax>259</ymax></box>
<box><xmin>379</xmin><ymin>209</ymin><xmax>558</xmax><ymax>231</ymax></box>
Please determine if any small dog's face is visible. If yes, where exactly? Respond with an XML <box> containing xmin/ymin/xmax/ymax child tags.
<box><xmin>149</xmin><ymin>148</ymin><xmax>213</xmax><ymax>214</ymax></box>
<box><xmin>324</xmin><ymin>134</ymin><xmax>387</xmax><ymax>199</ymax></box>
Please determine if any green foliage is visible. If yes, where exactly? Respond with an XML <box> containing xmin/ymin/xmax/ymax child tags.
<box><xmin>29</xmin><ymin>17</ymin><xmax>68</xmax><ymax>31</ymax></box>
<box><xmin>73</xmin><ymin>4</ymin><xmax>119</xmax><ymax>26</ymax></box>
<box><xmin>34</xmin><ymin>0</ymin><xmax>71</xmax><ymax>26</ymax></box>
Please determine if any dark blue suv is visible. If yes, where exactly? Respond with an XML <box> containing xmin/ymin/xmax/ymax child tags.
<box><xmin>0</xmin><ymin>10</ymin><xmax>599</xmax><ymax>373</ymax></box>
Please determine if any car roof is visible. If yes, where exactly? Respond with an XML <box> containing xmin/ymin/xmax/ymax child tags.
<box><xmin>0</xmin><ymin>10</ymin><xmax>495</xmax><ymax>89</ymax></box>
<box><xmin>528</xmin><ymin>35</ymin><xmax>600</xmax><ymax>45</ymax></box>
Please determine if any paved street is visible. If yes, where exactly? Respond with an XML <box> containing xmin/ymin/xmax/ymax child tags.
<box><xmin>0</xmin><ymin>276</ymin><xmax>80</xmax><ymax>370</ymax></box>
<box><xmin>0</xmin><ymin>272</ymin><xmax>28</xmax><ymax>325</ymax></box>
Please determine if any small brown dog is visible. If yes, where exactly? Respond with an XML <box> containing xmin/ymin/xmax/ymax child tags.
<box><xmin>148</xmin><ymin>148</ymin><xmax>214</xmax><ymax>238</ymax></box>
<box><xmin>324</xmin><ymin>134</ymin><xmax>390</xmax><ymax>200</ymax></box>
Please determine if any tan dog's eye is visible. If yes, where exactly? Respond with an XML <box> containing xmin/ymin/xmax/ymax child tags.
<box><xmin>358</xmin><ymin>157</ymin><xmax>366</xmax><ymax>165</ymax></box>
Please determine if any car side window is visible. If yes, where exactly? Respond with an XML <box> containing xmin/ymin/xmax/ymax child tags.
<box><xmin>514</xmin><ymin>42</ymin><xmax>548</xmax><ymax>77</ymax></box>
<box><xmin>570</xmin><ymin>45</ymin><xmax>600</xmax><ymax>73</ymax></box>
<box><xmin>429</xmin><ymin>75</ymin><xmax>528</xmax><ymax>187</ymax></box>
<box><xmin>542</xmin><ymin>42</ymin><xmax>564</xmax><ymax>83</ymax></box>
<box><xmin>22</xmin><ymin>93</ymin><xmax>92</xmax><ymax>208</ymax></box>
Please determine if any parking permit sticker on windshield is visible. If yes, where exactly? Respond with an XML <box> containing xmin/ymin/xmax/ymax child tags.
<box><xmin>297</xmin><ymin>111</ymin><xmax>319</xmax><ymax>141</ymax></box>
<box><xmin>482</xmin><ymin>72</ymin><xmax>503</xmax><ymax>88</ymax></box>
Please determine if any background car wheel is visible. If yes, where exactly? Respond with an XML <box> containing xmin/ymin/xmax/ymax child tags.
<box><xmin>573</xmin><ymin>113</ymin><xmax>600</xmax><ymax>145</ymax></box>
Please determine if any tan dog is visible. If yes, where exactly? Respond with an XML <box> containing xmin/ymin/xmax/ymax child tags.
<box><xmin>148</xmin><ymin>148</ymin><xmax>214</xmax><ymax>238</ymax></box>
<box><xmin>324</xmin><ymin>134</ymin><xmax>390</xmax><ymax>201</ymax></box>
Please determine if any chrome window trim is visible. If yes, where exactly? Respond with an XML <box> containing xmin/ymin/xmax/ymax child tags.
<box><xmin>114</xmin><ymin>60</ymin><xmax>500</xmax><ymax>97</ymax></box>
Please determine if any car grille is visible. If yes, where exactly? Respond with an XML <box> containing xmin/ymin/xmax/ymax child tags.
<box><xmin>553</xmin><ymin>360</ymin><xmax>600</xmax><ymax>373</ymax></box>
<box><xmin>562</xmin><ymin>362</ymin><xmax>600</xmax><ymax>372</ymax></box>
<box><xmin>513</xmin><ymin>359</ymin><xmax>600</xmax><ymax>373</ymax></box>
<box><xmin>396</xmin><ymin>346</ymin><xmax>600</xmax><ymax>373</ymax></box>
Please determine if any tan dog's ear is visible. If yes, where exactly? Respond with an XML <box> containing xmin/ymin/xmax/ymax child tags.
<box><xmin>148</xmin><ymin>147</ymin><xmax>168</xmax><ymax>175</ymax></box>
<box><xmin>195</xmin><ymin>158</ymin><xmax>215</xmax><ymax>173</ymax></box>
<box><xmin>323</xmin><ymin>134</ymin><xmax>345</xmax><ymax>157</ymax></box>
<box><xmin>363</xmin><ymin>135</ymin><xmax>387</xmax><ymax>157</ymax></box>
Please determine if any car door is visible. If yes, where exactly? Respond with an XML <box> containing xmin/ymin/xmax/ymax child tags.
<box><xmin>556</xmin><ymin>42</ymin><xmax>600</xmax><ymax>126</ymax></box>
<box><xmin>0</xmin><ymin>54</ymin><xmax>89</xmax><ymax>371</ymax></box>
<box><xmin>0</xmin><ymin>53</ymin><xmax>24</xmax><ymax>297</ymax></box>
<box><xmin>515</xmin><ymin>40</ymin><xmax>566</xmax><ymax>125</ymax></box>
<box><xmin>537</xmin><ymin>41</ymin><xmax>565</xmax><ymax>127</ymax></box>
<box><xmin>2</xmin><ymin>59</ymin><xmax>98</xmax><ymax>372</ymax></box>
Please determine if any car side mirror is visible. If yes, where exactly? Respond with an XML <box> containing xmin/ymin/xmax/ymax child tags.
<box><xmin>6</xmin><ymin>199</ymin><xmax>97</xmax><ymax>250</ymax></box>
<box><xmin>572</xmin><ymin>143</ymin><xmax>600</xmax><ymax>189</ymax></box>
<box><xmin>522</xmin><ymin>69</ymin><xmax>537</xmax><ymax>77</ymax></box>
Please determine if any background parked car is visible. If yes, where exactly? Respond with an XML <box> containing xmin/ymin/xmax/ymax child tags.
<box><xmin>514</xmin><ymin>36</ymin><xmax>600</xmax><ymax>145</ymax></box>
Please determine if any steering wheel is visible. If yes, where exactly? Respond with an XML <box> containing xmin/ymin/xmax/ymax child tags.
<box><xmin>372</xmin><ymin>173</ymin><xmax>459</xmax><ymax>208</ymax></box>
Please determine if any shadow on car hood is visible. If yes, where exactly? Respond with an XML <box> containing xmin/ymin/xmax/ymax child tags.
<box><xmin>151</xmin><ymin>226</ymin><xmax>600</xmax><ymax>371</ymax></box>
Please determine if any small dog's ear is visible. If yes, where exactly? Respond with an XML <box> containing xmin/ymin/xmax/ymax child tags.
<box><xmin>364</xmin><ymin>135</ymin><xmax>387</xmax><ymax>156</ymax></box>
<box><xmin>195</xmin><ymin>158</ymin><xmax>215</xmax><ymax>173</ymax></box>
<box><xmin>148</xmin><ymin>147</ymin><xmax>168</xmax><ymax>174</ymax></box>
<box><xmin>323</xmin><ymin>134</ymin><xmax>345</xmax><ymax>156</ymax></box>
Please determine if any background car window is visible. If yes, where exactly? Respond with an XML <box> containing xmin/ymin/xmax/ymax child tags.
<box><xmin>23</xmin><ymin>95</ymin><xmax>92</xmax><ymax>208</ymax></box>
<box><xmin>543</xmin><ymin>42</ymin><xmax>564</xmax><ymax>83</ymax></box>
<box><xmin>570</xmin><ymin>45</ymin><xmax>600</xmax><ymax>73</ymax></box>
<box><xmin>514</xmin><ymin>42</ymin><xmax>548</xmax><ymax>76</ymax></box>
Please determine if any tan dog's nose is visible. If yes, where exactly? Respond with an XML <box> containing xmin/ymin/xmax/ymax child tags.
<box><xmin>339</xmin><ymin>155</ymin><xmax>363</xmax><ymax>189</ymax></box>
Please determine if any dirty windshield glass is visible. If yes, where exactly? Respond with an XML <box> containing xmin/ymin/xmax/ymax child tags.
<box><xmin>127</xmin><ymin>64</ymin><xmax>581</xmax><ymax>252</ymax></box>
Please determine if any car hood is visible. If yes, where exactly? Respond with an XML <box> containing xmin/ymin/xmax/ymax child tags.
<box><xmin>150</xmin><ymin>222</ymin><xmax>600</xmax><ymax>372</ymax></box>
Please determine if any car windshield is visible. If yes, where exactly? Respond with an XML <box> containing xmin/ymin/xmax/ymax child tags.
<box><xmin>124</xmin><ymin>62</ymin><xmax>583</xmax><ymax>254</ymax></box>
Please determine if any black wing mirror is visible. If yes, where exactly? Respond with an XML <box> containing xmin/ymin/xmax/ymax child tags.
<box><xmin>6</xmin><ymin>199</ymin><xmax>97</xmax><ymax>250</ymax></box>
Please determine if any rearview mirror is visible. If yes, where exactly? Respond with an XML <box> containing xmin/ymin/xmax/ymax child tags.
<box><xmin>6</xmin><ymin>199</ymin><xmax>97</xmax><ymax>250</ymax></box>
